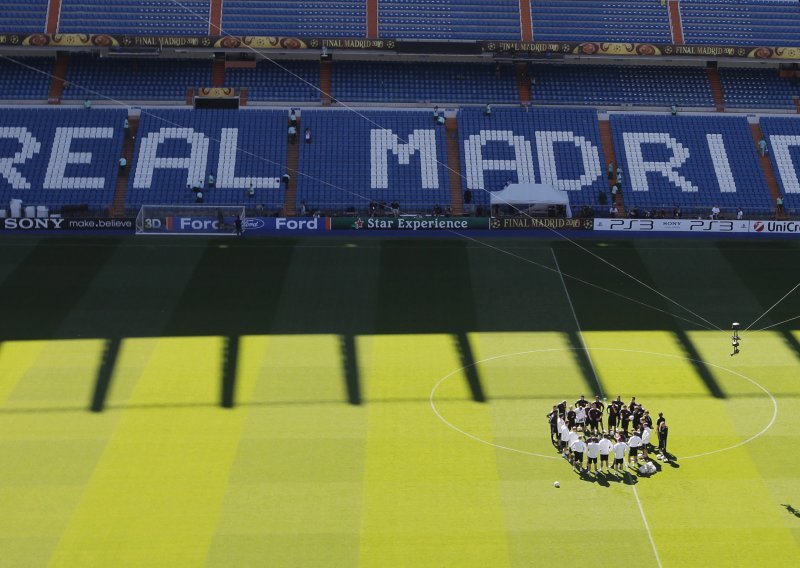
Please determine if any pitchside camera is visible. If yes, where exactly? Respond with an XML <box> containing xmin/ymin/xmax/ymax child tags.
<box><xmin>731</xmin><ymin>322</ymin><xmax>740</xmax><ymax>356</ymax></box>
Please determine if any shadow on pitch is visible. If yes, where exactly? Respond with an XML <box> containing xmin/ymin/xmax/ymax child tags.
<box><xmin>782</xmin><ymin>504</ymin><xmax>800</xmax><ymax>519</ymax></box>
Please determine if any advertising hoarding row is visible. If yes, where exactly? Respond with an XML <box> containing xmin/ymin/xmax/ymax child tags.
<box><xmin>1</xmin><ymin>216</ymin><xmax>799</xmax><ymax>236</ymax></box>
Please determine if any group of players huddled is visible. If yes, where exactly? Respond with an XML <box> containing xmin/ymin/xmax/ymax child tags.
<box><xmin>547</xmin><ymin>395</ymin><xmax>670</xmax><ymax>475</ymax></box>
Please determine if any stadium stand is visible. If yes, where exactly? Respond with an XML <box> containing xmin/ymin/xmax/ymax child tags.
<box><xmin>0</xmin><ymin>108</ymin><xmax>126</xmax><ymax>211</ymax></box>
<box><xmin>332</xmin><ymin>61</ymin><xmax>518</xmax><ymax>104</ymax></box>
<box><xmin>680</xmin><ymin>0</ymin><xmax>800</xmax><ymax>47</ymax></box>
<box><xmin>126</xmin><ymin>109</ymin><xmax>287</xmax><ymax>210</ymax></box>
<box><xmin>530</xmin><ymin>0</ymin><xmax>671</xmax><ymax>43</ymax></box>
<box><xmin>63</xmin><ymin>56</ymin><xmax>212</xmax><ymax>101</ymax></box>
<box><xmin>457</xmin><ymin>107</ymin><xmax>608</xmax><ymax>210</ymax></box>
<box><xmin>759</xmin><ymin>117</ymin><xmax>800</xmax><ymax>211</ymax></box>
<box><xmin>530</xmin><ymin>65</ymin><xmax>715</xmax><ymax>107</ymax></box>
<box><xmin>296</xmin><ymin>110</ymin><xmax>450</xmax><ymax>212</ymax></box>
<box><xmin>609</xmin><ymin>114</ymin><xmax>773</xmax><ymax>214</ymax></box>
<box><xmin>222</xmin><ymin>1</ymin><xmax>366</xmax><ymax>38</ymax></box>
<box><xmin>0</xmin><ymin>0</ymin><xmax>48</xmax><ymax>33</ymax></box>
<box><xmin>58</xmin><ymin>0</ymin><xmax>211</xmax><ymax>35</ymax></box>
<box><xmin>0</xmin><ymin>57</ymin><xmax>54</xmax><ymax>101</ymax></box>
<box><xmin>719</xmin><ymin>67</ymin><xmax>799</xmax><ymax>110</ymax></box>
<box><xmin>226</xmin><ymin>60</ymin><xmax>321</xmax><ymax>103</ymax></box>
<box><xmin>378</xmin><ymin>0</ymin><xmax>521</xmax><ymax>41</ymax></box>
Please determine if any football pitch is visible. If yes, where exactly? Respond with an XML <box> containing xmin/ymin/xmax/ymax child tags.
<box><xmin>0</xmin><ymin>235</ymin><xmax>798</xmax><ymax>567</ymax></box>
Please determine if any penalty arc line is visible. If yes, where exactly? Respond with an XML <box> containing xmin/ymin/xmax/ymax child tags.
<box><xmin>429</xmin><ymin>347</ymin><xmax>778</xmax><ymax>462</ymax></box>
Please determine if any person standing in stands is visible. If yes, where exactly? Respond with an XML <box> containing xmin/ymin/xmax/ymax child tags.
<box><xmin>289</xmin><ymin>109</ymin><xmax>297</xmax><ymax>126</ymax></box>
<box><xmin>207</xmin><ymin>172</ymin><xmax>215</xmax><ymax>188</ymax></box>
<box><xmin>288</xmin><ymin>124</ymin><xmax>297</xmax><ymax>144</ymax></box>
<box><xmin>608</xmin><ymin>161</ymin><xmax>615</xmax><ymax>180</ymax></box>
<box><xmin>484</xmin><ymin>103</ymin><xmax>492</xmax><ymax>116</ymax></box>
<box><xmin>777</xmin><ymin>194</ymin><xmax>784</xmax><ymax>216</ymax></box>
<box><xmin>118</xmin><ymin>156</ymin><xmax>126</xmax><ymax>175</ymax></box>
<box><xmin>84</xmin><ymin>99</ymin><xmax>92</xmax><ymax>110</ymax></box>
<box><xmin>124</xmin><ymin>117</ymin><xmax>129</xmax><ymax>137</ymax></box>
<box><xmin>305</xmin><ymin>128</ymin><xmax>312</xmax><ymax>144</ymax></box>
<box><xmin>758</xmin><ymin>138</ymin><xmax>767</xmax><ymax>157</ymax></box>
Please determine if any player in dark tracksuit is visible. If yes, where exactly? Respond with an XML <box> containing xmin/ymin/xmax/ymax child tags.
<box><xmin>620</xmin><ymin>406</ymin><xmax>632</xmax><ymax>434</ymax></box>
<box><xmin>547</xmin><ymin>406</ymin><xmax>559</xmax><ymax>446</ymax></box>
<box><xmin>607</xmin><ymin>403</ymin><xmax>619</xmax><ymax>432</ymax></box>
<box><xmin>658</xmin><ymin>421</ymin><xmax>669</xmax><ymax>456</ymax></box>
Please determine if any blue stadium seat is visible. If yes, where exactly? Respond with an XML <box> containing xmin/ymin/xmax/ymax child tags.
<box><xmin>0</xmin><ymin>108</ymin><xmax>127</xmax><ymax>211</ymax></box>
<box><xmin>610</xmin><ymin>114</ymin><xmax>773</xmax><ymax>214</ymax></box>
<box><xmin>223</xmin><ymin>1</ymin><xmax>366</xmax><ymax>37</ymax></box>
<box><xmin>296</xmin><ymin>110</ymin><xmax>450</xmax><ymax>213</ymax></box>
<box><xmin>457</xmin><ymin>107</ymin><xmax>608</xmax><ymax>209</ymax></box>
<box><xmin>64</xmin><ymin>56</ymin><xmax>211</xmax><ymax>101</ymax></box>
<box><xmin>531</xmin><ymin>1</ymin><xmax>671</xmax><ymax>43</ymax></box>
<box><xmin>0</xmin><ymin>57</ymin><xmax>53</xmax><ymax>100</ymax></box>
<box><xmin>0</xmin><ymin>0</ymin><xmax>48</xmax><ymax>33</ymax></box>
<box><xmin>59</xmin><ymin>0</ymin><xmax>210</xmax><ymax>35</ymax></box>
<box><xmin>226</xmin><ymin>60</ymin><xmax>320</xmax><ymax>102</ymax></box>
<box><xmin>126</xmin><ymin>109</ymin><xmax>287</xmax><ymax>210</ymax></box>
<box><xmin>760</xmin><ymin>117</ymin><xmax>800</xmax><ymax>212</ymax></box>
<box><xmin>719</xmin><ymin>68</ymin><xmax>799</xmax><ymax>110</ymax></box>
<box><xmin>379</xmin><ymin>0</ymin><xmax>521</xmax><ymax>41</ymax></box>
<box><xmin>332</xmin><ymin>61</ymin><xmax>518</xmax><ymax>104</ymax></box>
<box><xmin>531</xmin><ymin>64</ymin><xmax>715</xmax><ymax>107</ymax></box>
<box><xmin>680</xmin><ymin>0</ymin><xmax>800</xmax><ymax>47</ymax></box>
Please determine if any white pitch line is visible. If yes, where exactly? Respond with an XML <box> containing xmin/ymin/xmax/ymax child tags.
<box><xmin>430</xmin><ymin>347</ymin><xmax>778</xmax><ymax>462</ymax></box>
<box><xmin>632</xmin><ymin>484</ymin><xmax>663</xmax><ymax>568</ymax></box>
<box><xmin>550</xmin><ymin>248</ymin><xmax>605</xmax><ymax>398</ymax></box>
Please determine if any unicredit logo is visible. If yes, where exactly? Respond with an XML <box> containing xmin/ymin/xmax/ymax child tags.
<box><xmin>754</xmin><ymin>222</ymin><xmax>764</xmax><ymax>232</ymax></box>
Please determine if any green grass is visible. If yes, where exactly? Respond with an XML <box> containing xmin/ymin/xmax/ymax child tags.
<box><xmin>0</xmin><ymin>236</ymin><xmax>798</xmax><ymax>566</ymax></box>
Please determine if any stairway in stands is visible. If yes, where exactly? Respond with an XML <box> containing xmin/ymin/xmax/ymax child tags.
<box><xmin>515</xmin><ymin>63</ymin><xmax>531</xmax><ymax>104</ymax></box>
<box><xmin>46</xmin><ymin>0</ymin><xmax>62</xmax><ymax>33</ymax></box>
<box><xmin>599</xmin><ymin>119</ymin><xmax>625</xmax><ymax>216</ymax></box>
<box><xmin>706</xmin><ymin>66</ymin><xmax>725</xmax><ymax>112</ymax></box>
<box><xmin>212</xmin><ymin>54</ymin><xmax>226</xmax><ymax>87</ymax></box>
<box><xmin>209</xmin><ymin>0</ymin><xmax>223</xmax><ymax>35</ymax></box>
<box><xmin>48</xmin><ymin>53</ymin><xmax>69</xmax><ymax>104</ymax></box>
<box><xmin>283</xmin><ymin>115</ymin><xmax>300</xmax><ymax>216</ymax></box>
<box><xmin>320</xmin><ymin>60</ymin><xmax>332</xmax><ymax>106</ymax></box>
<box><xmin>445</xmin><ymin>117</ymin><xmax>464</xmax><ymax>216</ymax></box>
<box><xmin>668</xmin><ymin>0</ymin><xmax>684</xmax><ymax>44</ymax></box>
<box><xmin>518</xmin><ymin>0</ymin><xmax>533</xmax><ymax>41</ymax></box>
<box><xmin>749</xmin><ymin>122</ymin><xmax>784</xmax><ymax>218</ymax></box>
<box><xmin>111</xmin><ymin>116</ymin><xmax>138</xmax><ymax>218</ymax></box>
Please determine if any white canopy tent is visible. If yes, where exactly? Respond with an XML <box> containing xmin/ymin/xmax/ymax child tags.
<box><xmin>489</xmin><ymin>183</ymin><xmax>572</xmax><ymax>218</ymax></box>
